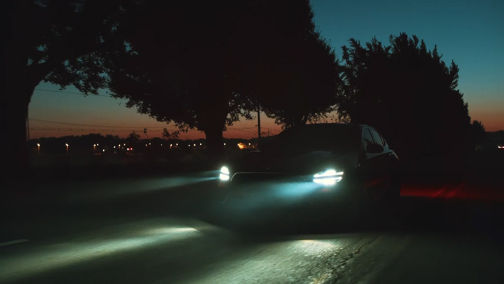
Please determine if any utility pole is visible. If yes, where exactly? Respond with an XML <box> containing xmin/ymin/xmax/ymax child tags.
<box><xmin>257</xmin><ymin>106</ymin><xmax>261</xmax><ymax>141</ymax></box>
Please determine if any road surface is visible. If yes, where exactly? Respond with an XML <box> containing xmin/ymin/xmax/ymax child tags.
<box><xmin>1</xmin><ymin>173</ymin><xmax>504</xmax><ymax>283</ymax></box>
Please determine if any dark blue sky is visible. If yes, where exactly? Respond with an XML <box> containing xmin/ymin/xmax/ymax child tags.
<box><xmin>28</xmin><ymin>0</ymin><xmax>504</xmax><ymax>138</ymax></box>
<box><xmin>310</xmin><ymin>0</ymin><xmax>504</xmax><ymax>130</ymax></box>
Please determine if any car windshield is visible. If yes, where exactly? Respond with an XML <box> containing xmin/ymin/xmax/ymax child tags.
<box><xmin>260</xmin><ymin>124</ymin><xmax>360</xmax><ymax>156</ymax></box>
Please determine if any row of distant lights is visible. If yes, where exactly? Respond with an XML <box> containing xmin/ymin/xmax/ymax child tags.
<box><xmin>185</xmin><ymin>143</ymin><xmax>204</xmax><ymax>147</ymax></box>
<box><xmin>35</xmin><ymin>141</ymin><xmax>252</xmax><ymax>151</ymax></box>
<box><xmin>148</xmin><ymin>143</ymin><xmax>202</xmax><ymax>148</ymax></box>
<box><xmin>97</xmin><ymin>143</ymin><xmax>135</xmax><ymax>152</ymax></box>
<box><xmin>35</xmin><ymin>143</ymin><xmax>133</xmax><ymax>153</ymax></box>
<box><xmin>93</xmin><ymin>143</ymin><xmax>105</xmax><ymax>153</ymax></box>
<box><xmin>36</xmin><ymin>142</ymin><xmax>503</xmax><ymax>152</ymax></box>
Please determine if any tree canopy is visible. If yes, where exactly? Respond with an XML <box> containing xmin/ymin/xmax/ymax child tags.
<box><xmin>105</xmin><ymin>0</ymin><xmax>339</xmax><ymax>152</ymax></box>
<box><xmin>338</xmin><ymin>33</ymin><xmax>471</xmax><ymax>159</ymax></box>
<box><xmin>259</xmin><ymin>29</ymin><xmax>340</xmax><ymax>129</ymax></box>
<box><xmin>1</xmin><ymin>0</ymin><xmax>126</xmax><ymax>174</ymax></box>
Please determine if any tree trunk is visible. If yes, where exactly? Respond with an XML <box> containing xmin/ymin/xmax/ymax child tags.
<box><xmin>1</xmin><ymin>89</ymin><xmax>32</xmax><ymax>180</ymax></box>
<box><xmin>200</xmin><ymin>101</ymin><xmax>228</xmax><ymax>159</ymax></box>
<box><xmin>2</xmin><ymin>9</ymin><xmax>36</xmax><ymax>180</ymax></box>
<box><xmin>198</xmin><ymin>77</ymin><xmax>230</xmax><ymax>157</ymax></box>
<box><xmin>204</xmin><ymin>126</ymin><xmax>224</xmax><ymax>156</ymax></box>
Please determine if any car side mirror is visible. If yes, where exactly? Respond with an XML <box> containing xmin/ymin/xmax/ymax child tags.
<box><xmin>366</xmin><ymin>144</ymin><xmax>383</xmax><ymax>154</ymax></box>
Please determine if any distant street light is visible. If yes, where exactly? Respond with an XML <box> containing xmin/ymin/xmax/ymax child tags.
<box><xmin>36</xmin><ymin>143</ymin><xmax>40</xmax><ymax>153</ymax></box>
<box><xmin>65</xmin><ymin>143</ymin><xmax>69</xmax><ymax>153</ymax></box>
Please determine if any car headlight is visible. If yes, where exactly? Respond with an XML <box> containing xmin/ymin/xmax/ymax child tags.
<box><xmin>313</xmin><ymin>169</ymin><xmax>343</xmax><ymax>186</ymax></box>
<box><xmin>219</xmin><ymin>166</ymin><xmax>231</xmax><ymax>182</ymax></box>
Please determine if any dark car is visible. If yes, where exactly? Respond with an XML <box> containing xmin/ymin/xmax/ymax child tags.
<box><xmin>218</xmin><ymin>123</ymin><xmax>400</xmax><ymax>206</ymax></box>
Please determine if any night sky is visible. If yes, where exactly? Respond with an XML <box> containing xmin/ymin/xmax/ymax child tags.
<box><xmin>28</xmin><ymin>0</ymin><xmax>504</xmax><ymax>139</ymax></box>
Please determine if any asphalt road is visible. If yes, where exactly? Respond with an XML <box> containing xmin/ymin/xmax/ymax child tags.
<box><xmin>1</xmin><ymin>173</ymin><xmax>504</xmax><ymax>283</ymax></box>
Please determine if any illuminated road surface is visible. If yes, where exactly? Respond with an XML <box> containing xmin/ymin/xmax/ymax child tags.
<box><xmin>1</xmin><ymin>175</ymin><xmax>504</xmax><ymax>283</ymax></box>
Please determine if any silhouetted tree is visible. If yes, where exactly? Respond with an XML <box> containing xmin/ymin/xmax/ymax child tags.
<box><xmin>237</xmin><ymin>2</ymin><xmax>341</xmax><ymax>129</ymax></box>
<box><xmin>162</xmin><ymin>128</ymin><xmax>179</xmax><ymax>139</ymax></box>
<box><xmin>126</xmin><ymin>131</ymin><xmax>140</xmax><ymax>143</ymax></box>
<box><xmin>338</xmin><ymin>34</ymin><xmax>471</xmax><ymax>159</ymax></box>
<box><xmin>470</xmin><ymin>120</ymin><xmax>486</xmax><ymax>149</ymax></box>
<box><xmin>105</xmin><ymin>0</ymin><xmax>331</xmax><ymax>153</ymax></box>
<box><xmin>258</xmin><ymin>33</ymin><xmax>341</xmax><ymax>128</ymax></box>
<box><xmin>1</xmin><ymin>0</ymin><xmax>126</xmax><ymax>175</ymax></box>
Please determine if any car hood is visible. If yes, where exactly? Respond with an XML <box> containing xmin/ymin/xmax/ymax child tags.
<box><xmin>230</xmin><ymin>150</ymin><xmax>357</xmax><ymax>175</ymax></box>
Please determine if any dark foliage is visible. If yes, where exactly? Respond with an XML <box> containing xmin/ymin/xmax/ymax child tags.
<box><xmin>1</xmin><ymin>0</ymin><xmax>126</xmax><ymax>175</ymax></box>
<box><xmin>105</xmin><ymin>0</ymin><xmax>338</xmax><ymax>152</ymax></box>
<box><xmin>338</xmin><ymin>33</ymin><xmax>471</xmax><ymax>159</ymax></box>
<box><xmin>470</xmin><ymin>120</ymin><xmax>486</xmax><ymax>150</ymax></box>
<box><xmin>259</xmin><ymin>29</ymin><xmax>340</xmax><ymax>129</ymax></box>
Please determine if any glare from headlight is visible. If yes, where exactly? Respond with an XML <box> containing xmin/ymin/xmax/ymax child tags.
<box><xmin>219</xmin><ymin>166</ymin><xmax>230</xmax><ymax>182</ymax></box>
<box><xmin>313</xmin><ymin>169</ymin><xmax>343</xmax><ymax>186</ymax></box>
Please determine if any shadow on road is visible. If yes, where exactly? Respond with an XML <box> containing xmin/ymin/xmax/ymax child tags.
<box><xmin>195</xmin><ymin>180</ymin><xmax>504</xmax><ymax>238</ymax></box>
<box><xmin>3</xmin><ymin>171</ymin><xmax>504</xmax><ymax>242</ymax></box>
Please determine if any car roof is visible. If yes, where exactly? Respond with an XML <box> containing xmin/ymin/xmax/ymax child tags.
<box><xmin>261</xmin><ymin>123</ymin><xmax>362</xmax><ymax>147</ymax></box>
<box><xmin>259</xmin><ymin>123</ymin><xmax>362</xmax><ymax>154</ymax></box>
<box><xmin>280</xmin><ymin>123</ymin><xmax>361</xmax><ymax>137</ymax></box>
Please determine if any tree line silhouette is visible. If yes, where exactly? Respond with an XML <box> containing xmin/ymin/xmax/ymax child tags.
<box><xmin>338</xmin><ymin>34</ymin><xmax>480</xmax><ymax>160</ymax></box>
<box><xmin>1</xmin><ymin>0</ymin><xmax>482</xmax><ymax>176</ymax></box>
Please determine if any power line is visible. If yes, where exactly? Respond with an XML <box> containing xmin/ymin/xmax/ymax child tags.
<box><xmin>29</xmin><ymin>118</ymin><xmax>167</xmax><ymax>129</ymax></box>
<box><xmin>30</xmin><ymin>127</ymin><xmax>145</xmax><ymax>131</ymax></box>
<box><xmin>225</xmin><ymin>128</ymin><xmax>257</xmax><ymax>133</ymax></box>
<box><xmin>232</xmin><ymin>126</ymin><xmax>257</xmax><ymax>129</ymax></box>
<box><xmin>30</xmin><ymin>118</ymin><xmax>261</xmax><ymax>132</ymax></box>
<box><xmin>34</xmin><ymin>88</ymin><xmax>115</xmax><ymax>98</ymax></box>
